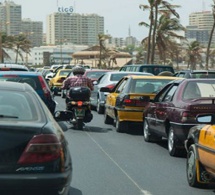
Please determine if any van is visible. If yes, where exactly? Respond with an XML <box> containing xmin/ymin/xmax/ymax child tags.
<box><xmin>119</xmin><ymin>64</ymin><xmax>175</xmax><ymax>75</ymax></box>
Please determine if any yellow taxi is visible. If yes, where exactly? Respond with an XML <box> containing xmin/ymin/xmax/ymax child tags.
<box><xmin>49</xmin><ymin>69</ymin><xmax>72</xmax><ymax>95</ymax></box>
<box><xmin>101</xmin><ymin>75</ymin><xmax>181</xmax><ymax>132</ymax></box>
<box><xmin>185</xmin><ymin>113</ymin><xmax>215</xmax><ymax>187</ymax></box>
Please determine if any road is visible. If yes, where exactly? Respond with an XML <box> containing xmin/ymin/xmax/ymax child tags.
<box><xmin>55</xmin><ymin>96</ymin><xmax>215</xmax><ymax>195</ymax></box>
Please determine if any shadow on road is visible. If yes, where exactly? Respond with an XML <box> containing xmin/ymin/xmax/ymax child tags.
<box><xmin>69</xmin><ymin>186</ymin><xmax>83</xmax><ymax>195</ymax></box>
<box><xmin>124</xmin><ymin>123</ymin><xmax>143</xmax><ymax>135</ymax></box>
<box><xmin>85</xmin><ymin>125</ymin><xmax>113</xmax><ymax>133</ymax></box>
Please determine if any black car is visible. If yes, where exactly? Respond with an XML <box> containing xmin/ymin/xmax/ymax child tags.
<box><xmin>174</xmin><ymin>69</ymin><xmax>215</xmax><ymax>78</ymax></box>
<box><xmin>0</xmin><ymin>71</ymin><xmax>56</xmax><ymax>114</ymax></box>
<box><xmin>0</xmin><ymin>82</ymin><xmax>72</xmax><ymax>195</ymax></box>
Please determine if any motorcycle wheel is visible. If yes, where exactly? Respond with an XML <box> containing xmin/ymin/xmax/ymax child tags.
<box><xmin>76</xmin><ymin>119</ymin><xmax>84</xmax><ymax>130</ymax></box>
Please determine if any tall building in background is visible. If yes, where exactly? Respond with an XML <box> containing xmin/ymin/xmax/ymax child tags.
<box><xmin>22</xmin><ymin>18</ymin><xmax>43</xmax><ymax>47</ymax></box>
<box><xmin>186</xmin><ymin>11</ymin><xmax>215</xmax><ymax>45</ymax></box>
<box><xmin>0</xmin><ymin>1</ymin><xmax>22</xmax><ymax>35</ymax></box>
<box><xmin>46</xmin><ymin>13</ymin><xmax>104</xmax><ymax>46</ymax></box>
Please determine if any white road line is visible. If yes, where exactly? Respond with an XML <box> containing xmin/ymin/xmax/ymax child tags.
<box><xmin>86</xmin><ymin>131</ymin><xmax>153</xmax><ymax>195</ymax></box>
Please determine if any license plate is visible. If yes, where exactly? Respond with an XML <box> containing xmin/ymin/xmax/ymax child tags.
<box><xmin>75</xmin><ymin>109</ymin><xmax>85</xmax><ymax>117</ymax></box>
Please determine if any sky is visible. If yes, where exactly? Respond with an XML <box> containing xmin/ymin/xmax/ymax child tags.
<box><xmin>11</xmin><ymin>0</ymin><xmax>212</xmax><ymax>41</ymax></box>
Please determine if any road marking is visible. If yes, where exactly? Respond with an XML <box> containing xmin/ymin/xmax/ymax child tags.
<box><xmin>86</xmin><ymin>131</ymin><xmax>153</xmax><ymax>195</ymax></box>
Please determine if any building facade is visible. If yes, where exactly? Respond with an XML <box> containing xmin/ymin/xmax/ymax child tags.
<box><xmin>0</xmin><ymin>1</ymin><xmax>22</xmax><ymax>35</ymax></box>
<box><xmin>46</xmin><ymin>13</ymin><xmax>104</xmax><ymax>46</ymax></box>
<box><xmin>21</xmin><ymin>18</ymin><xmax>43</xmax><ymax>47</ymax></box>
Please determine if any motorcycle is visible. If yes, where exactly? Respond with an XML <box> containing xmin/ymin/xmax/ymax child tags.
<box><xmin>65</xmin><ymin>87</ymin><xmax>93</xmax><ymax>130</ymax></box>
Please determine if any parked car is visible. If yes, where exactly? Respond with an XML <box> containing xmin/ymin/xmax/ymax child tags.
<box><xmin>0</xmin><ymin>64</ymin><xmax>28</xmax><ymax>71</ymax></box>
<box><xmin>174</xmin><ymin>69</ymin><xmax>215</xmax><ymax>78</ymax></box>
<box><xmin>119</xmin><ymin>64</ymin><xmax>175</xmax><ymax>75</ymax></box>
<box><xmin>61</xmin><ymin>69</ymin><xmax>110</xmax><ymax>99</ymax></box>
<box><xmin>0</xmin><ymin>71</ymin><xmax>56</xmax><ymax>114</ymax></box>
<box><xmin>91</xmin><ymin>71</ymin><xmax>154</xmax><ymax>114</ymax></box>
<box><xmin>143</xmin><ymin>78</ymin><xmax>215</xmax><ymax>157</ymax></box>
<box><xmin>102</xmin><ymin>75</ymin><xmax>180</xmax><ymax>132</ymax></box>
<box><xmin>0</xmin><ymin>81</ymin><xmax>72</xmax><ymax>195</ymax></box>
<box><xmin>49</xmin><ymin>69</ymin><xmax>73</xmax><ymax>95</ymax></box>
<box><xmin>185</xmin><ymin>113</ymin><xmax>215</xmax><ymax>188</ymax></box>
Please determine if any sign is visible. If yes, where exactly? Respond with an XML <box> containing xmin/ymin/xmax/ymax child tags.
<box><xmin>57</xmin><ymin>0</ymin><xmax>74</xmax><ymax>14</ymax></box>
<box><xmin>58</xmin><ymin>6</ymin><xmax>73</xmax><ymax>13</ymax></box>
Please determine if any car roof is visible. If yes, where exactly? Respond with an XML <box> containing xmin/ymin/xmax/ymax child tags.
<box><xmin>0</xmin><ymin>71</ymin><xmax>42</xmax><ymax>76</ymax></box>
<box><xmin>0</xmin><ymin>64</ymin><xmax>29</xmax><ymax>71</ymax></box>
<box><xmin>124</xmin><ymin>75</ymin><xmax>182</xmax><ymax>79</ymax></box>
<box><xmin>0</xmin><ymin>80</ymin><xmax>34</xmax><ymax>92</ymax></box>
<box><xmin>105</xmin><ymin>71</ymin><xmax>154</xmax><ymax>75</ymax></box>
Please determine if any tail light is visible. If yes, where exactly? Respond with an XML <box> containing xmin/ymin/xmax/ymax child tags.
<box><xmin>105</xmin><ymin>84</ymin><xmax>115</xmax><ymax>90</ymax></box>
<box><xmin>77</xmin><ymin>101</ymin><xmax>83</xmax><ymax>106</ymax></box>
<box><xmin>181</xmin><ymin>111</ymin><xmax>196</xmax><ymax>122</ymax></box>
<box><xmin>122</xmin><ymin>95</ymin><xmax>147</xmax><ymax>107</ymax></box>
<box><xmin>38</xmin><ymin>76</ymin><xmax>51</xmax><ymax>99</ymax></box>
<box><xmin>18</xmin><ymin>134</ymin><xmax>62</xmax><ymax>164</ymax></box>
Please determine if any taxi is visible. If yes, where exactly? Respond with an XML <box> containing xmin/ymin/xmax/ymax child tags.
<box><xmin>49</xmin><ymin>69</ymin><xmax>72</xmax><ymax>95</ymax></box>
<box><xmin>101</xmin><ymin>75</ymin><xmax>181</xmax><ymax>132</ymax></box>
<box><xmin>185</xmin><ymin>113</ymin><xmax>215</xmax><ymax>187</ymax></box>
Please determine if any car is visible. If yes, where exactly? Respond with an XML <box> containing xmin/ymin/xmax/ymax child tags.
<box><xmin>143</xmin><ymin>78</ymin><xmax>215</xmax><ymax>157</ymax></box>
<box><xmin>102</xmin><ymin>75</ymin><xmax>180</xmax><ymax>132</ymax></box>
<box><xmin>119</xmin><ymin>64</ymin><xmax>175</xmax><ymax>75</ymax></box>
<box><xmin>0</xmin><ymin>64</ymin><xmax>29</xmax><ymax>71</ymax></box>
<box><xmin>91</xmin><ymin>71</ymin><xmax>154</xmax><ymax>114</ymax></box>
<box><xmin>0</xmin><ymin>81</ymin><xmax>72</xmax><ymax>195</ymax></box>
<box><xmin>174</xmin><ymin>69</ymin><xmax>215</xmax><ymax>78</ymax></box>
<box><xmin>49</xmin><ymin>69</ymin><xmax>73</xmax><ymax>95</ymax></box>
<box><xmin>61</xmin><ymin>69</ymin><xmax>110</xmax><ymax>99</ymax></box>
<box><xmin>0</xmin><ymin>71</ymin><xmax>56</xmax><ymax>114</ymax></box>
<box><xmin>185</xmin><ymin>113</ymin><xmax>215</xmax><ymax>188</ymax></box>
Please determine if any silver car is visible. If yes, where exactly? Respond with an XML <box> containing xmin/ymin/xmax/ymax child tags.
<box><xmin>91</xmin><ymin>71</ymin><xmax>154</xmax><ymax>114</ymax></box>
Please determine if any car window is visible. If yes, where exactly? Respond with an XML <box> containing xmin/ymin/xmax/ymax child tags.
<box><xmin>59</xmin><ymin>70</ymin><xmax>72</xmax><ymax>76</ymax></box>
<box><xmin>116</xmin><ymin>79</ymin><xmax>128</xmax><ymax>93</ymax></box>
<box><xmin>163</xmin><ymin>85</ymin><xmax>177</xmax><ymax>102</ymax></box>
<box><xmin>98</xmin><ymin>74</ymin><xmax>106</xmax><ymax>83</ymax></box>
<box><xmin>0</xmin><ymin>91</ymin><xmax>38</xmax><ymax>121</ymax></box>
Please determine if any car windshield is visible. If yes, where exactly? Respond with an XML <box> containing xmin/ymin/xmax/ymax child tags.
<box><xmin>0</xmin><ymin>91</ymin><xmax>38</xmax><ymax>121</ymax></box>
<box><xmin>191</xmin><ymin>72</ymin><xmax>215</xmax><ymax>78</ymax></box>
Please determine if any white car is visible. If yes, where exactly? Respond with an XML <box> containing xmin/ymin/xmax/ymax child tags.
<box><xmin>91</xmin><ymin>71</ymin><xmax>154</xmax><ymax>114</ymax></box>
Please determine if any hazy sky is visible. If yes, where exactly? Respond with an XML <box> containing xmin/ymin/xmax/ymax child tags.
<box><xmin>13</xmin><ymin>0</ymin><xmax>212</xmax><ymax>40</ymax></box>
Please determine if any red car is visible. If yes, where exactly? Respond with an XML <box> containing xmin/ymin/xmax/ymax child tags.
<box><xmin>143</xmin><ymin>78</ymin><xmax>215</xmax><ymax>157</ymax></box>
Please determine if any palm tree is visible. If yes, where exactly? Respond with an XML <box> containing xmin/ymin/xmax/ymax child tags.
<box><xmin>12</xmin><ymin>34</ymin><xmax>31</xmax><ymax>63</ymax></box>
<box><xmin>1</xmin><ymin>33</ymin><xmax>13</xmax><ymax>63</ymax></box>
<box><xmin>206</xmin><ymin>0</ymin><xmax>215</xmax><ymax>70</ymax></box>
<box><xmin>186</xmin><ymin>41</ymin><xmax>202</xmax><ymax>70</ymax></box>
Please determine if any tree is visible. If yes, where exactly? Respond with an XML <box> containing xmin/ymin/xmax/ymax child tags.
<box><xmin>186</xmin><ymin>41</ymin><xmax>202</xmax><ymax>70</ymax></box>
<box><xmin>206</xmin><ymin>0</ymin><xmax>215</xmax><ymax>70</ymax></box>
<box><xmin>1</xmin><ymin>33</ymin><xmax>13</xmax><ymax>63</ymax></box>
<box><xmin>12</xmin><ymin>34</ymin><xmax>31</xmax><ymax>63</ymax></box>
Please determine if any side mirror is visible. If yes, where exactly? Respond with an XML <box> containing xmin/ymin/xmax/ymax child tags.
<box><xmin>93</xmin><ymin>81</ymin><xmax>98</xmax><ymax>85</ymax></box>
<box><xmin>54</xmin><ymin>110</ymin><xmax>73</xmax><ymax>121</ymax></box>
<box><xmin>100</xmin><ymin>87</ymin><xmax>112</xmax><ymax>93</ymax></box>
<box><xmin>196</xmin><ymin>114</ymin><xmax>214</xmax><ymax>124</ymax></box>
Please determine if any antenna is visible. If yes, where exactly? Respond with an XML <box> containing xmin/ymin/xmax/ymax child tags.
<box><xmin>128</xmin><ymin>25</ymin><xmax>131</xmax><ymax>37</ymax></box>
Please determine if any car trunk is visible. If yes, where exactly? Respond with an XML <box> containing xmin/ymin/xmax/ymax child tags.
<box><xmin>0</xmin><ymin>122</ymin><xmax>44</xmax><ymax>173</ymax></box>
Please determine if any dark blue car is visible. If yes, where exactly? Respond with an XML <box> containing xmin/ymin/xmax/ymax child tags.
<box><xmin>0</xmin><ymin>71</ymin><xmax>56</xmax><ymax>113</ymax></box>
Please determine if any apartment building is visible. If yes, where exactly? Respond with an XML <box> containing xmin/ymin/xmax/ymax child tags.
<box><xmin>46</xmin><ymin>13</ymin><xmax>104</xmax><ymax>46</ymax></box>
<box><xmin>0</xmin><ymin>1</ymin><xmax>22</xmax><ymax>35</ymax></box>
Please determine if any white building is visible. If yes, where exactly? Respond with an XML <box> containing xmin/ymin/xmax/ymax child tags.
<box><xmin>46</xmin><ymin>13</ymin><xmax>104</xmax><ymax>46</ymax></box>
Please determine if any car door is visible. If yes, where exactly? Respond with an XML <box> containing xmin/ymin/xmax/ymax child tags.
<box><xmin>198</xmin><ymin>125</ymin><xmax>215</xmax><ymax>171</ymax></box>
<box><xmin>106</xmin><ymin>78</ymin><xmax>128</xmax><ymax>119</ymax></box>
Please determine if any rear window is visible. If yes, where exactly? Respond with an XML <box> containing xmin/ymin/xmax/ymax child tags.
<box><xmin>59</xmin><ymin>70</ymin><xmax>72</xmax><ymax>76</ymax></box>
<box><xmin>191</xmin><ymin>72</ymin><xmax>215</xmax><ymax>78</ymax></box>
<box><xmin>0</xmin><ymin>76</ymin><xmax>41</xmax><ymax>90</ymax></box>
<box><xmin>139</xmin><ymin>66</ymin><xmax>174</xmax><ymax>75</ymax></box>
<box><xmin>0</xmin><ymin>91</ymin><xmax>38</xmax><ymax>121</ymax></box>
<box><xmin>86</xmin><ymin>71</ymin><xmax>108</xmax><ymax>79</ymax></box>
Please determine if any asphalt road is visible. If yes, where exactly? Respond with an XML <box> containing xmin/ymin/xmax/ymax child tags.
<box><xmin>55</xmin><ymin>96</ymin><xmax>215</xmax><ymax>195</ymax></box>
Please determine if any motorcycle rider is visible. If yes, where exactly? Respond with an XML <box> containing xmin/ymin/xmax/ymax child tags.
<box><xmin>61</xmin><ymin>65</ymin><xmax>94</xmax><ymax>122</ymax></box>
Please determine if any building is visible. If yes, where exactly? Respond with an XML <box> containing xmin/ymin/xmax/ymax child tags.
<box><xmin>0</xmin><ymin>1</ymin><xmax>22</xmax><ymax>35</ymax></box>
<box><xmin>188</xmin><ymin>11</ymin><xmax>215</xmax><ymax>44</ymax></box>
<box><xmin>185</xmin><ymin>25</ymin><xmax>209</xmax><ymax>46</ymax></box>
<box><xmin>21</xmin><ymin>18</ymin><xmax>43</xmax><ymax>47</ymax></box>
<box><xmin>46</xmin><ymin>13</ymin><xmax>104</xmax><ymax>46</ymax></box>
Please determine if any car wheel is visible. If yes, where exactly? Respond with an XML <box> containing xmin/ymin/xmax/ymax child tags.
<box><xmin>115</xmin><ymin>116</ymin><xmax>127</xmax><ymax>133</ymax></box>
<box><xmin>143</xmin><ymin>119</ymin><xmax>161</xmax><ymax>142</ymax></box>
<box><xmin>97</xmin><ymin>98</ymin><xmax>104</xmax><ymax>114</ymax></box>
<box><xmin>104</xmin><ymin>109</ymin><xmax>113</xmax><ymax>124</ymax></box>
<box><xmin>186</xmin><ymin>144</ymin><xmax>205</xmax><ymax>188</ymax></box>
<box><xmin>168</xmin><ymin>126</ymin><xmax>180</xmax><ymax>156</ymax></box>
<box><xmin>61</xmin><ymin>91</ymin><xmax>66</xmax><ymax>98</ymax></box>
<box><xmin>46</xmin><ymin>186</ymin><xmax>70</xmax><ymax>195</ymax></box>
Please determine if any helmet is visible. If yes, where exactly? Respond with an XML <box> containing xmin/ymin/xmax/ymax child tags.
<box><xmin>72</xmin><ymin>65</ymin><xmax>85</xmax><ymax>75</ymax></box>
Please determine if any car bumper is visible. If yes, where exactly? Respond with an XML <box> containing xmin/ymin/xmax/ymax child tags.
<box><xmin>0</xmin><ymin>170</ymin><xmax>72</xmax><ymax>190</ymax></box>
<box><xmin>117</xmin><ymin>109</ymin><xmax>144</xmax><ymax>122</ymax></box>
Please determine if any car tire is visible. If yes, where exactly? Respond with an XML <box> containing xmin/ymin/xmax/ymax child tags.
<box><xmin>97</xmin><ymin>98</ymin><xmax>104</xmax><ymax>114</ymax></box>
<box><xmin>143</xmin><ymin>119</ymin><xmax>161</xmax><ymax>142</ymax></box>
<box><xmin>104</xmin><ymin>109</ymin><xmax>113</xmax><ymax>124</ymax></box>
<box><xmin>168</xmin><ymin>126</ymin><xmax>181</xmax><ymax>156</ymax></box>
<box><xmin>186</xmin><ymin>144</ymin><xmax>206</xmax><ymax>188</ymax></box>
<box><xmin>115</xmin><ymin>116</ymin><xmax>127</xmax><ymax>133</ymax></box>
